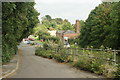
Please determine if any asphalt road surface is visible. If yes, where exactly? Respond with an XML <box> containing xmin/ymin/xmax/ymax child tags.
<box><xmin>12</xmin><ymin>43</ymin><xmax>104</xmax><ymax>78</ymax></box>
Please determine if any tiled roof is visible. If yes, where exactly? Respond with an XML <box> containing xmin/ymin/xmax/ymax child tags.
<box><xmin>57</xmin><ymin>30</ymin><xmax>75</xmax><ymax>34</ymax></box>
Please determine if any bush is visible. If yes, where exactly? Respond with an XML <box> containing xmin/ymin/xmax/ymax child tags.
<box><xmin>35</xmin><ymin>46</ymin><xmax>118</xmax><ymax>78</ymax></box>
<box><xmin>114</xmin><ymin>64</ymin><xmax>120</xmax><ymax>78</ymax></box>
<box><xmin>43</xmin><ymin>42</ymin><xmax>50</xmax><ymax>50</ymax></box>
<box><xmin>35</xmin><ymin>47</ymin><xmax>52</xmax><ymax>58</ymax></box>
<box><xmin>2</xmin><ymin>43</ymin><xmax>17</xmax><ymax>63</ymax></box>
<box><xmin>49</xmin><ymin>36</ymin><xmax>60</xmax><ymax>43</ymax></box>
<box><xmin>73</xmin><ymin>56</ymin><xmax>117</xmax><ymax>77</ymax></box>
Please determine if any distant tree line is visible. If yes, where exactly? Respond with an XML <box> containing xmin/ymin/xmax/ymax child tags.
<box><xmin>2</xmin><ymin>2</ymin><xmax>39</xmax><ymax>63</ymax></box>
<box><xmin>77</xmin><ymin>2</ymin><xmax>120</xmax><ymax>49</ymax></box>
<box><xmin>41</xmin><ymin>15</ymin><xmax>75</xmax><ymax>31</ymax></box>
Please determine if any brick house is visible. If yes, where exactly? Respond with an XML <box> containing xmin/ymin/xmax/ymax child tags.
<box><xmin>56</xmin><ymin>20</ymin><xmax>80</xmax><ymax>41</ymax></box>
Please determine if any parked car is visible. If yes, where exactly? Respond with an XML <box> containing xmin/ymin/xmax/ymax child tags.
<box><xmin>24</xmin><ymin>38</ymin><xmax>29</xmax><ymax>41</ymax></box>
<box><xmin>29</xmin><ymin>38</ymin><xmax>35</xmax><ymax>41</ymax></box>
<box><xmin>26</xmin><ymin>40</ymin><xmax>31</xmax><ymax>44</ymax></box>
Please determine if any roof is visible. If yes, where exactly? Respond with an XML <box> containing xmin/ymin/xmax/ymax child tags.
<box><xmin>64</xmin><ymin>33</ymin><xmax>79</xmax><ymax>38</ymax></box>
<box><xmin>57</xmin><ymin>30</ymin><xmax>75</xmax><ymax>34</ymax></box>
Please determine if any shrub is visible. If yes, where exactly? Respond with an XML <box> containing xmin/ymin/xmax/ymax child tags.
<box><xmin>35</xmin><ymin>46</ymin><xmax>118</xmax><ymax>78</ymax></box>
<box><xmin>99</xmin><ymin>64</ymin><xmax>117</xmax><ymax>78</ymax></box>
<box><xmin>2</xmin><ymin>43</ymin><xmax>17</xmax><ymax>63</ymax></box>
<box><xmin>114</xmin><ymin>64</ymin><xmax>120</xmax><ymax>78</ymax></box>
<box><xmin>73</xmin><ymin>56</ymin><xmax>92</xmax><ymax>71</ymax></box>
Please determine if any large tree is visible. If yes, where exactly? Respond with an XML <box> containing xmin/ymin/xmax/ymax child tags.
<box><xmin>78</xmin><ymin>2</ymin><xmax>113</xmax><ymax>48</ymax></box>
<box><xmin>105</xmin><ymin>2</ymin><xmax>120</xmax><ymax>49</ymax></box>
<box><xmin>2</xmin><ymin>2</ymin><xmax>39</xmax><ymax>63</ymax></box>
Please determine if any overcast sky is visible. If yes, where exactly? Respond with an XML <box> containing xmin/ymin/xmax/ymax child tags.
<box><xmin>34</xmin><ymin>0</ymin><xmax>102</xmax><ymax>24</ymax></box>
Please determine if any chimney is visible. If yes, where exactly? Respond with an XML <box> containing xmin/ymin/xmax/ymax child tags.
<box><xmin>76</xmin><ymin>20</ymin><xmax>80</xmax><ymax>33</ymax></box>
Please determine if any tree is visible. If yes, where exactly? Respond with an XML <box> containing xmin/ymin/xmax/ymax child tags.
<box><xmin>104</xmin><ymin>2</ymin><xmax>120</xmax><ymax>49</ymax></box>
<box><xmin>2</xmin><ymin>2</ymin><xmax>39</xmax><ymax>63</ymax></box>
<box><xmin>33</xmin><ymin>23</ymin><xmax>51</xmax><ymax>40</ymax></box>
<box><xmin>42</xmin><ymin>15</ymin><xmax>52</xmax><ymax>21</ymax></box>
<box><xmin>55</xmin><ymin>18</ymin><xmax>63</xmax><ymax>25</ymax></box>
<box><xmin>78</xmin><ymin>2</ymin><xmax>113</xmax><ymax>48</ymax></box>
<box><xmin>61</xmin><ymin>19</ymin><xmax>74</xmax><ymax>30</ymax></box>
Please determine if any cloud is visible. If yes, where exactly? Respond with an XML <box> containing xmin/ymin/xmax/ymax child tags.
<box><xmin>35</xmin><ymin>0</ymin><xmax>101</xmax><ymax>4</ymax></box>
<box><xmin>34</xmin><ymin>0</ymin><xmax>102</xmax><ymax>23</ymax></box>
<box><xmin>102</xmin><ymin>0</ymin><xmax>120</xmax><ymax>2</ymax></box>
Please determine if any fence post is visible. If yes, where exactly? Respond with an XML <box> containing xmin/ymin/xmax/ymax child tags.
<box><xmin>77</xmin><ymin>48</ymin><xmax>78</xmax><ymax>55</ymax></box>
<box><xmin>83</xmin><ymin>48</ymin><xmax>85</xmax><ymax>55</ymax></box>
<box><xmin>90</xmin><ymin>48</ymin><xmax>92</xmax><ymax>54</ymax></box>
<box><xmin>113</xmin><ymin>50</ymin><xmax>116</xmax><ymax>65</ymax></box>
<box><xmin>70</xmin><ymin>48</ymin><xmax>72</xmax><ymax>55</ymax></box>
<box><xmin>90</xmin><ymin>48</ymin><xmax>92</xmax><ymax>58</ymax></box>
<box><xmin>66</xmin><ymin>48</ymin><xmax>68</xmax><ymax>55</ymax></box>
<box><xmin>75</xmin><ymin>48</ymin><xmax>77</xmax><ymax>55</ymax></box>
<box><xmin>55</xmin><ymin>48</ymin><xmax>57</xmax><ymax>54</ymax></box>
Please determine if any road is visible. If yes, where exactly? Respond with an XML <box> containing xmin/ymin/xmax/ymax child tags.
<box><xmin>12</xmin><ymin>43</ymin><xmax>104</xmax><ymax>78</ymax></box>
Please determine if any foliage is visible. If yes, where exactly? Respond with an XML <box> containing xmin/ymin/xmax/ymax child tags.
<box><xmin>114</xmin><ymin>64</ymin><xmax>120</xmax><ymax>78</ymax></box>
<box><xmin>105</xmin><ymin>2</ymin><xmax>120</xmax><ymax>49</ymax></box>
<box><xmin>48</xmin><ymin>36</ymin><xmax>60</xmax><ymax>43</ymax></box>
<box><xmin>78</xmin><ymin>2</ymin><xmax>120</xmax><ymax>49</ymax></box>
<box><xmin>68</xmin><ymin>38</ymin><xmax>75</xmax><ymax>44</ymax></box>
<box><xmin>35</xmin><ymin>45</ymin><xmax>117</xmax><ymax>77</ymax></box>
<box><xmin>41</xmin><ymin>15</ymin><xmax>74</xmax><ymax>30</ymax></box>
<box><xmin>2</xmin><ymin>2</ymin><xmax>39</xmax><ymax>63</ymax></box>
<box><xmin>33</xmin><ymin>23</ymin><xmax>60</xmax><ymax>42</ymax></box>
<box><xmin>77</xmin><ymin>2</ymin><xmax>120</xmax><ymax>49</ymax></box>
<box><xmin>78</xmin><ymin>2</ymin><xmax>113</xmax><ymax>48</ymax></box>
<box><xmin>61</xmin><ymin>20</ymin><xmax>74</xmax><ymax>30</ymax></box>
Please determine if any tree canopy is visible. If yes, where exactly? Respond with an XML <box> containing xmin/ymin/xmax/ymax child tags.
<box><xmin>41</xmin><ymin>15</ymin><xmax>74</xmax><ymax>31</ymax></box>
<box><xmin>2</xmin><ymin>2</ymin><xmax>39</xmax><ymax>63</ymax></box>
<box><xmin>78</xmin><ymin>2</ymin><xmax>120</xmax><ymax>49</ymax></box>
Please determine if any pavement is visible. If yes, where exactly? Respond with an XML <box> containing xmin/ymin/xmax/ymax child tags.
<box><xmin>2</xmin><ymin>43</ymin><xmax>105</xmax><ymax>78</ymax></box>
<box><xmin>1</xmin><ymin>48</ymin><xmax>20</xmax><ymax>79</ymax></box>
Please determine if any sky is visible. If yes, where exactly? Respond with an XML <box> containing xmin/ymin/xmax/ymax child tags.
<box><xmin>34</xmin><ymin>0</ymin><xmax>102</xmax><ymax>24</ymax></box>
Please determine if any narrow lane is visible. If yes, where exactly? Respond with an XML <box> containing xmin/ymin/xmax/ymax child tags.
<box><xmin>13</xmin><ymin>43</ymin><xmax>104</xmax><ymax>78</ymax></box>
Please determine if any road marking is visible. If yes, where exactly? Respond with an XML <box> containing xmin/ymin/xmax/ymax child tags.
<box><xmin>0</xmin><ymin>50</ymin><xmax>21</xmax><ymax>79</ymax></box>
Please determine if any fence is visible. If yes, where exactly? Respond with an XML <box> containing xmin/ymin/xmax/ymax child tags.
<box><xmin>36</xmin><ymin>47</ymin><xmax>119</xmax><ymax>77</ymax></box>
<box><xmin>52</xmin><ymin>48</ymin><xmax>120</xmax><ymax>65</ymax></box>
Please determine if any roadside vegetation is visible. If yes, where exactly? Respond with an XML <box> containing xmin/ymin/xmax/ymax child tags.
<box><xmin>35</xmin><ymin>2</ymin><xmax>120</xmax><ymax>78</ymax></box>
<box><xmin>77</xmin><ymin>2</ymin><xmax>120</xmax><ymax>50</ymax></box>
<box><xmin>40</xmin><ymin>15</ymin><xmax>75</xmax><ymax>31</ymax></box>
<box><xmin>35</xmin><ymin>42</ymin><xmax>118</xmax><ymax>78</ymax></box>
<box><xmin>2</xmin><ymin>1</ymin><xmax>120</xmax><ymax>78</ymax></box>
<box><xmin>2</xmin><ymin>2</ymin><xmax>39</xmax><ymax>63</ymax></box>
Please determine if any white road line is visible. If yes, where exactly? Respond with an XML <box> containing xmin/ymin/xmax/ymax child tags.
<box><xmin>1</xmin><ymin>51</ymin><xmax>20</xmax><ymax>79</ymax></box>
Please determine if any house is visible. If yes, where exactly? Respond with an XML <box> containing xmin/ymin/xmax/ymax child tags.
<box><xmin>56</xmin><ymin>20</ymin><xmax>80</xmax><ymax>42</ymax></box>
